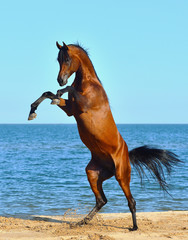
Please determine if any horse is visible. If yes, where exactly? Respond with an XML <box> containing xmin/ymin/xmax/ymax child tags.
<box><xmin>28</xmin><ymin>42</ymin><xmax>180</xmax><ymax>230</ymax></box>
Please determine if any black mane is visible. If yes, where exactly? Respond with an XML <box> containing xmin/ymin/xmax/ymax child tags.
<box><xmin>71</xmin><ymin>43</ymin><xmax>89</xmax><ymax>57</ymax></box>
<box><xmin>70</xmin><ymin>43</ymin><xmax>101</xmax><ymax>84</ymax></box>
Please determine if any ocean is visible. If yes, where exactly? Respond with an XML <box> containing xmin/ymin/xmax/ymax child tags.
<box><xmin>0</xmin><ymin>124</ymin><xmax>187</xmax><ymax>218</ymax></box>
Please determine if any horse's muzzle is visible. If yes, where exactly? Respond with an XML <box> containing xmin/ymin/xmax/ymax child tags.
<box><xmin>57</xmin><ymin>74</ymin><xmax>68</xmax><ymax>86</ymax></box>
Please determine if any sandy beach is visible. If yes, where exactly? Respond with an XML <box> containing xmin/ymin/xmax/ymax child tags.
<box><xmin>0</xmin><ymin>211</ymin><xmax>187</xmax><ymax>240</ymax></box>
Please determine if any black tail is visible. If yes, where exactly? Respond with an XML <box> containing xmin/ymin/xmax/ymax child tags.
<box><xmin>129</xmin><ymin>145</ymin><xmax>181</xmax><ymax>192</ymax></box>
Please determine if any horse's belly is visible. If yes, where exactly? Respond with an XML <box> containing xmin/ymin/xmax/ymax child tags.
<box><xmin>76</xmin><ymin>111</ymin><xmax>120</xmax><ymax>157</ymax></box>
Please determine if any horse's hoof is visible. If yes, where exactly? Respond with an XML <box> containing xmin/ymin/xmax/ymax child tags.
<box><xmin>69</xmin><ymin>222</ymin><xmax>77</xmax><ymax>228</ymax></box>
<box><xmin>130</xmin><ymin>226</ymin><xmax>138</xmax><ymax>231</ymax></box>
<box><xmin>70</xmin><ymin>222</ymin><xmax>83</xmax><ymax>228</ymax></box>
<box><xmin>28</xmin><ymin>113</ymin><xmax>37</xmax><ymax>120</ymax></box>
<box><xmin>51</xmin><ymin>99</ymin><xmax>60</xmax><ymax>105</ymax></box>
<box><xmin>70</xmin><ymin>220</ymin><xmax>86</xmax><ymax>228</ymax></box>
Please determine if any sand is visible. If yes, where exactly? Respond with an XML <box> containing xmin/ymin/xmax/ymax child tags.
<box><xmin>0</xmin><ymin>211</ymin><xmax>187</xmax><ymax>240</ymax></box>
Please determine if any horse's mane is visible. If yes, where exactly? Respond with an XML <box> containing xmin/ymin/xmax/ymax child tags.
<box><xmin>70</xmin><ymin>43</ymin><xmax>89</xmax><ymax>57</ymax></box>
<box><xmin>69</xmin><ymin>43</ymin><xmax>101</xmax><ymax>84</ymax></box>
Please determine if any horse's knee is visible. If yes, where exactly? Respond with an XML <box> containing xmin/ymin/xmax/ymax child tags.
<box><xmin>85</xmin><ymin>166</ymin><xmax>98</xmax><ymax>180</ymax></box>
<box><xmin>96</xmin><ymin>196</ymin><xmax>107</xmax><ymax>209</ymax></box>
<box><xmin>42</xmin><ymin>91</ymin><xmax>51</xmax><ymax>97</ymax></box>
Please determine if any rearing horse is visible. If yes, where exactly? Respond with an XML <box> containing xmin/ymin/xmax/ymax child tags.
<box><xmin>28</xmin><ymin>42</ymin><xmax>180</xmax><ymax>230</ymax></box>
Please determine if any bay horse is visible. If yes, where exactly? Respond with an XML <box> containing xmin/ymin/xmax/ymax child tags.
<box><xmin>28</xmin><ymin>42</ymin><xmax>180</xmax><ymax>230</ymax></box>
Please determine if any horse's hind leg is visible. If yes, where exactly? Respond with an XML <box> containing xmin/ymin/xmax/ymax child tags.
<box><xmin>28</xmin><ymin>91</ymin><xmax>56</xmax><ymax>120</ymax></box>
<box><xmin>75</xmin><ymin>160</ymin><xmax>113</xmax><ymax>226</ymax></box>
<box><xmin>115</xmin><ymin>159</ymin><xmax>138</xmax><ymax>231</ymax></box>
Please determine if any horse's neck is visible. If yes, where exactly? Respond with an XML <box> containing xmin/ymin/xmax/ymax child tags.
<box><xmin>73</xmin><ymin>53</ymin><xmax>100</xmax><ymax>91</ymax></box>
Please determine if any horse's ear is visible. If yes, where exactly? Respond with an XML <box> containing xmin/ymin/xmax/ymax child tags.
<box><xmin>56</xmin><ymin>41</ymin><xmax>62</xmax><ymax>50</ymax></box>
<box><xmin>63</xmin><ymin>42</ymin><xmax>69</xmax><ymax>51</ymax></box>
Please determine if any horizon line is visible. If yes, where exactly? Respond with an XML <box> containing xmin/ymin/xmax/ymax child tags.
<box><xmin>0</xmin><ymin>123</ymin><xmax>188</xmax><ymax>125</ymax></box>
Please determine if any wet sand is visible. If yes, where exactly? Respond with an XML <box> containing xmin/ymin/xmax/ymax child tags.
<box><xmin>0</xmin><ymin>211</ymin><xmax>187</xmax><ymax>240</ymax></box>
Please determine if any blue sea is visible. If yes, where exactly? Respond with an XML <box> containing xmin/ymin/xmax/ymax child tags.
<box><xmin>0</xmin><ymin>124</ymin><xmax>187</xmax><ymax>218</ymax></box>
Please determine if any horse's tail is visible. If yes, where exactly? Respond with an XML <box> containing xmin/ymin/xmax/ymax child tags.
<box><xmin>129</xmin><ymin>145</ymin><xmax>181</xmax><ymax>192</ymax></box>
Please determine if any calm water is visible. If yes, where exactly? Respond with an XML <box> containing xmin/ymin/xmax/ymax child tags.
<box><xmin>0</xmin><ymin>124</ymin><xmax>187</xmax><ymax>217</ymax></box>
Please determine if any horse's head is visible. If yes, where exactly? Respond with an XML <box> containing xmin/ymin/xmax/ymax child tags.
<box><xmin>56</xmin><ymin>42</ymin><xmax>80</xmax><ymax>86</ymax></box>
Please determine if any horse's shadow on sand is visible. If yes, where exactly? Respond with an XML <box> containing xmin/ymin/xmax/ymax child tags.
<box><xmin>30</xmin><ymin>216</ymin><xmax>133</xmax><ymax>231</ymax></box>
<box><xmin>30</xmin><ymin>216</ymin><xmax>68</xmax><ymax>224</ymax></box>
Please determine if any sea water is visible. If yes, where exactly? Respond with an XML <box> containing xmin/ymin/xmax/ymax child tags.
<box><xmin>0</xmin><ymin>124</ymin><xmax>187</xmax><ymax>217</ymax></box>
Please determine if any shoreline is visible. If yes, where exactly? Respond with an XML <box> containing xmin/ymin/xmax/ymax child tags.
<box><xmin>0</xmin><ymin>211</ymin><xmax>187</xmax><ymax>240</ymax></box>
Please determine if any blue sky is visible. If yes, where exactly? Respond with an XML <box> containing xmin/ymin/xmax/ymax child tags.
<box><xmin>0</xmin><ymin>0</ymin><xmax>187</xmax><ymax>124</ymax></box>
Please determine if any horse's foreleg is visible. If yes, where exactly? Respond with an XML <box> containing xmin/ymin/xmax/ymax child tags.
<box><xmin>74</xmin><ymin>160</ymin><xmax>113</xmax><ymax>226</ymax></box>
<box><xmin>28</xmin><ymin>91</ymin><xmax>57</xmax><ymax>120</ymax></box>
<box><xmin>51</xmin><ymin>86</ymin><xmax>87</xmax><ymax>112</ymax></box>
<box><xmin>51</xmin><ymin>86</ymin><xmax>73</xmax><ymax>105</ymax></box>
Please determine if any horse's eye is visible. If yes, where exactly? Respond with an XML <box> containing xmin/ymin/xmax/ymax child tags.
<box><xmin>64</xmin><ymin>57</ymin><xmax>70</xmax><ymax>64</ymax></box>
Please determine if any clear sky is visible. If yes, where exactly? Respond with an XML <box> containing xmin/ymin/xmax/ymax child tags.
<box><xmin>0</xmin><ymin>0</ymin><xmax>187</xmax><ymax>124</ymax></box>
